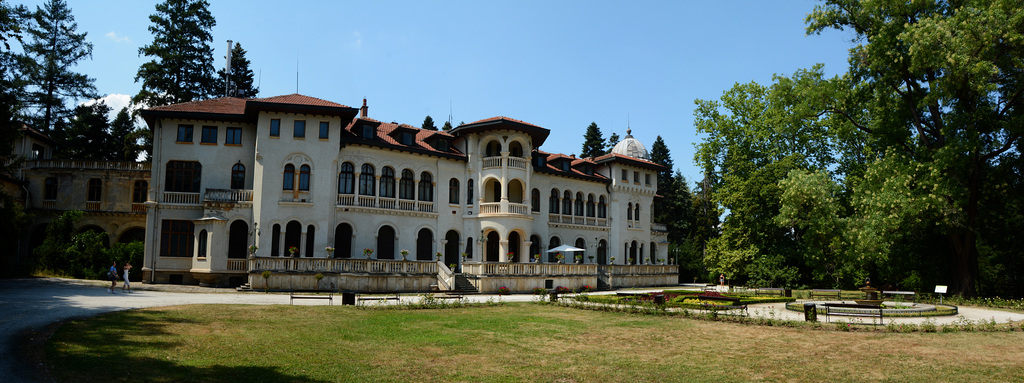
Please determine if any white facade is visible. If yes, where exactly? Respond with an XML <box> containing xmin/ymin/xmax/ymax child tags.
<box><xmin>140</xmin><ymin>94</ymin><xmax>673</xmax><ymax>290</ymax></box>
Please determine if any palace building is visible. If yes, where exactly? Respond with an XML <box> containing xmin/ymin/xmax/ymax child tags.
<box><xmin>139</xmin><ymin>94</ymin><xmax>676</xmax><ymax>292</ymax></box>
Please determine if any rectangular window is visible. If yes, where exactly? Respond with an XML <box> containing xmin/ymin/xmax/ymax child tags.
<box><xmin>294</xmin><ymin>120</ymin><xmax>306</xmax><ymax>138</ymax></box>
<box><xmin>621</xmin><ymin>169</ymin><xmax>628</xmax><ymax>181</ymax></box>
<box><xmin>319</xmin><ymin>121</ymin><xmax>329</xmax><ymax>139</ymax></box>
<box><xmin>160</xmin><ymin>220</ymin><xmax>195</xmax><ymax>257</ymax></box>
<box><xmin>87</xmin><ymin>178</ymin><xmax>102</xmax><ymax>201</ymax></box>
<box><xmin>645</xmin><ymin>173</ymin><xmax>651</xmax><ymax>186</ymax></box>
<box><xmin>176</xmin><ymin>124</ymin><xmax>194</xmax><ymax>143</ymax></box>
<box><xmin>634</xmin><ymin>171</ymin><xmax>639</xmax><ymax>183</ymax></box>
<box><xmin>400</xmin><ymin>132</ymin><xmax>413</xmax><ymax>145</ymax></box>
<box><xmin>44</xmin><ymin>177</ymin><xmax>58</xmax><ymax>200</ymax></box>
<box><xmin>133</xmin><ymin>180</ymin><xmax>148</xmax><ymax>203</ymax></box>
<box><xmin>362</xmin><ymin>125</ymin><xmax>374</xmax><ymax>139</ymax></box>
<box><xmin>201</xmin><ymin>126</ymin><xmax>217</xmax><ymax>144</ymax></box>
<box><xmin>226</xmin><ymin>127</ymin><xmax>242</xmax><ymax>145</ymax></box>
<box><xmin>270</xmin><ymin>119</ymin><xmax>280</xmax><ymax>137</ymax></box>
<box><xmin>164</xmin><ymin>161</ymin><xmax>202</xmax><ymax>193</ymax></box>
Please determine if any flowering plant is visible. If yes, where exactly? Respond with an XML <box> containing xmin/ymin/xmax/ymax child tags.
<box><xmin>580</xmin><ymin>285</ymin><xmax>593</xmax><ymax>292</ymax></box>
<box><xmin>288</xmin><ymin>246</ymin><xmax>298</xmax><ymax>255</ymax></box>
<box><xmin>400</xmin><ymin>249</ymin><xmax>409</xmax><ymax>260</ymax></box>
<box><xmin>532</xmin><ymin>287</ymin><xmax>547</xmax><ymax>295</ymax></box>
<box><xmin>497</xmin><ymin>286</ymin><xmax>511</xmax><ymax>295</ymax></box>
<box><xmin>363</xmin><ymin>248</ymin><xmax>373</xmax><ymax>258</ymax></box>
<box><xmin>554</xmin><ymin>286</ymin><xmax>570</xmax><ymax>293</ymax></box>
<box><xmin>436</xmin><ymin>252</ymin><xmax>443</xmax><ymax>260</ymax></box>
<box><xmin>555</xmin><ymin>253</ymin><xmax>564</xmax><ymax>262</ymax></box>
<box><xmin>507</xmin><ymin>252</ymin><xmax>515</xmax><ymax>261</ymax></box>
<box><xmin>325</xmin><ymin>246</ymin><xmax>335</xmax><ymax>252</ymax></box>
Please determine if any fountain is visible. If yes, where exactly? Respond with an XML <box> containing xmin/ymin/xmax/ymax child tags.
<box><xmin>854</xmin><ymin>278</ymin><xmax>882</xmax><ymax>306</ymax></box>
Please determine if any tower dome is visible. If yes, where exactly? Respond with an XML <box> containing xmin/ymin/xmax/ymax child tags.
<box><xmin>610</xmin><ymin>129</ymin><xmax>649</xmax><ymax>160</ymax></box>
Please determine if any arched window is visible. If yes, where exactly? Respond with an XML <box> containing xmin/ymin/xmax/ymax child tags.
<box><xmin>231</xmin><ymin>163</ymin><xmax>245</xmax><ymax>189</ymax></box>
<box><xmin>531</xmin><ymin>188</ymin><xmax>540</xmax><ymax>212</ymax></box>
<box><xmin>399</xmin><ymin>169</ymin><xmax>415</xmax><ymax>199</ymax></box>
<box><xmin>574</xmin><ymin>192</ymin><xmax>584</xmax><ymax>216</ymax></box>
<box><xmin>449</xmin><ymin>178</ymin><xmax>460</xmax><ymax>204</ymax></box>
<box><xmin>380</xmin><ymin>167</ymin><xmax>395</xmax><ymax>198</ymax></box>
<box><xmin>416</xmin><ymin>228</ymin><xmax>433</xmax><ymax>260</ymax></box>
<box><xmin>418</xmin><ymin>172</ymin><xmax>433</xmax><ymax>201</ymax></box>
<box><xmin>586</xmin><ymin>194</ymin><xmax>595</xmax><ymax>217</ymax></box>
<box><xmin>549</xmin><ymin>189</ymin><xmax>559</xmax><ymax>213</ymax></box>
<box><xmin>485</xmin><ymin>140</ymin><xmax>501</xmax><ymax>157</ymax></box>
<box><xmin>198</xmin><ymin>230</ymin><xmax>208</xmax><ymax>258</ymax></box>
<box><xmin>305</xmin><ymin>225</ymin><xmax>315</xmax><ymax>257</ymax></box>
<box><xmin>283</xmin><ymin>164</ymin><xmax>295</xmax><ymax>190</ymax></box>
<box><xmin>548</xmin><ymin>237</ymin><xmax>561</xmax><ymax>263</ymax></box>
<box><xmin>359</xmin><ymin>164</ymin><xmax>375</xmax><ymax>195</ymax></box>
<box><xmin>509</xmin><ymin>141</ymin><xmax>523</xmax><ymax>157</ymax></box>
<box><xmin>627</xmin><ymin>202</ymin><xmax>633</xmax><ymax>220</ymax></box>
<box><xmin>634</xmin><ymin>204</ymin><xmax>640</xmax><ymax>221</ymax></box>
<box><xmin>334</xmin><ymin>223</ymin><xmax>353</xmax><ymax>258</ymax></box>
<box><xmin>298</xmin><ymin>165</ymin><xmax>311</xmax><ymax>191</ymax></box>
<box><xmin>377</xmin><ymin>226</ymin><xmax>395</xmax><ymax>259</ymax></box>
<box><xmin>598</xmin><ymin>195</ymin><xmax>607</xmax><ymax>218</ymax></box>
<box><xmin>285</xmin><ymin>221</ymin><xmax>302</xmax><ymax>256</ymax></box>
<box><xmin>338</xmin><ymin>162</ymin><xmax>354</xmax><ymax>194</ymax></box>
<box><xmin>562</xmin><ymin>191</ymin><xmax>572</xmax><ymax>215</ymax></box>
<box><xmin>466</xmin><ymin>179</ymin><xmax>474</xmax><ymax>204</ymax></box>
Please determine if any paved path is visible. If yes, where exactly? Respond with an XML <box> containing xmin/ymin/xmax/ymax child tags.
<box><xmin>2</xmin><ymin>279</ymin><xmax>1022</xmax><ymax>382</ymax></box>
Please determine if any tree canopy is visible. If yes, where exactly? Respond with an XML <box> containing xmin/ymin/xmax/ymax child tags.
<box><xmin>421</xmin><ymin>115</ymin><xmax>437</xmax><ymax>131</ymax></box>
<box><xmin>217</xmin><ymin>41</ymin><xmax>258</xmax><ymax>98</ymax></box>
<box><xmin>134</xmin><ymin>0</ymin><xmax>217</xmax><ymax>107</ymax></box>
<box><xmin>580</xmin><ymin>122</ymin><xmax>604</xmax><ymax>158</ymax></box>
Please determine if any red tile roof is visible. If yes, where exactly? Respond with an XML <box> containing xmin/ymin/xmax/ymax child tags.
<box><xmin>462</xmin><ymin>116</ymin><xmax>545</xmax><ymax>130</ymax></box>
<box><xmin>254</xmin><ymin>94</ymin><xmax>351</xmax><ymax>108</ymax></box>
<box><xmin>147</xmin><ymin>97</ymin><xmax>248</xmax><ymax>115</ymax></box>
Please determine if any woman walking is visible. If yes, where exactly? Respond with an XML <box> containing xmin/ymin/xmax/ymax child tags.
<box><xmin>122</xmin><ymin>262</ymin><xmax>133</xmax><ymax>293</ymax></box>
<box><xmin>108</xmin><ymin>261</ymin><xmax>118</xmax><ymax>294</ymax></box>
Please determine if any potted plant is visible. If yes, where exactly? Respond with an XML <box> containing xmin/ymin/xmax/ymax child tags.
<box><xmin>436</xmin><ymin>252</ymin><xmax>443</xmax><ymax>261</ymax></box>
<box><xmin>461</xmin><ymin>252</ymin><xmax>468</xmax><ymax>262</ymax></box>
<box><xmin>610</xmin><ymin>256</ymin><xmax>616</xmax><ymax>264</ymax></box>
<box><xmin>261</xmin><ymin>270</ymin><xmax>272</xmax><ymax>293</ymax></box>
<box><xmin>555</xmin><ymin>253</ymin><xmax>564</xmax><ymax>263</ymax></box>
<box><xmin>363</xmin><ymin>248</ymin><xmax>373</xmax><ymax>259</ymax></box>
<box><xmin>588</xmin><ymin>255</ymin><xmax>594</xmax><ymax>262</ymax></box>
<box><xmin>574</xmin><ymin>254</ymin><xmax>582</xmax><ymax>263</ymax></box>
<box><xmin>325</xmin><ymin>246</ymin><xmax>335</xmax><ymax>258</ymax></box>
<box><xmin>314</xmin><ymin>273</ymin><xmax>324</xmax><ymax>290</ymax></box>
<box><xmin>288</xmin><ymin>246</ymin><xmax>298</xmax><ymax>257</ymax></box>
<box><xmin>400</xmin><ymin>249</ymin><xmax>409</xmax><ymax>261</ymax></box>
<box><xmin>533</xmin><ymin>254</ymin><xmax>541</xmax><ymax>263</ymax></box>
<box><xmin>658</xmin><ymin>258</ymin><xmax>664</xmax><ymax>265</ymax></box>
<box><xmin>507</xmin><ymin>252</ymin><xmax>515</xmax><ymax>262</ymax></box>
<box><xmin>248</xmin><ymin>244</ymin><xmax>258</xmax><ymax>258</ymax></box>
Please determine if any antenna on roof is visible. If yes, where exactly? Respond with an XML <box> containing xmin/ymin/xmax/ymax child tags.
<box><xmin>448</xmin><ymin>99</ymin><xmax>453</xmax><ymax>125</ymax></box>
<box><xmin>295</xmin><ymin>52</ymin><xmax>299</xmax><ymax>93</ymax></box>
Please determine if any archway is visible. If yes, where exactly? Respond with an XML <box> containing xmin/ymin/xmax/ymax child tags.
<box><xmin>377</xmin><ymin>226</ymin><xmax>395</xmax><ymax>259</ymax></box>
<box><xmin>629</xmin><ymin>241</ymin><xmax>638</xmax><ymax>264</ymax></box>
<box><xmin>486</xmin><ymin>231</ymin><xmax>500</xmax><ymax>262</ymax></box>
<box><xmin>444</xmin><ymin>230</ymin><xmax>460</xmax><ymax>266</ymax></box>
<box><xmin>484</xmin><ymin>179</ymin><xmax>501</xmax><ymax>202</ymax></box>
<box><xmin>228</xmin><ymin>220</ymin><xmax>248</xmax><ymax>259</ymax></box>
<box><xmin>285</xmin><ymin>221</ymin><xmax>301</xmax><ymax>256</ymax></box>
<box><xmin>334</xmin><ymin>223</ymin><xmax>353</xmax><ymax>258</ymax></box>
<box><xmin>548</xmin><ymin>237</ymin><xmax>561</xmax><ymax>263</ymax></box>
<box><xmin>650</xmin><ymin>242</ymin><xmax>658</xmax><ymax>264</ymax></box>
<box><xmin>529</xmin><ymin>235</ymin><xmax>541</xmax><ymax>262</ymax></box>
<box><xmin>575</xmin><ymin>238</ymin><xmax>586</xmax><ymax>263</ymax></box>
<box><xmin>508</xmin><ymin>232</ymin><xmax>521</xmax><ymax>262</ymax></box>
<box><xmin>416</xmin><ymin>228</ymin><xmax>433</xmax><ymax>260</ymax></box>
<box><xmin>507</xmin><ymin>179</ymin><xmax>524</xmax><ymax>204</ymax></box>
<box><xmin>597</xmin><ymin>240</ymin><xmax>608</xmax><ymax>265</ymax></box>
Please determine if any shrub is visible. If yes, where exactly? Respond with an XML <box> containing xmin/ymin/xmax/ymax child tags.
<box><xmin>497</xmin><ymin>286</ymin><xmax>511</xmax><ymax>295</ymax></box>
<box><xmin>532</xmin><ymin>287</ymin><xmax>547</xmax><ymax>295</ymax></box>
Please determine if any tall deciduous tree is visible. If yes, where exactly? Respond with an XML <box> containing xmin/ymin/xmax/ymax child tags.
<box><xmin>806</xmin><ymin>0</ymin><xmax>1024</xmax><ymax>296</ymax></box>
<box><xmin>134</xmin><ymin>0</ymin><xmax>217</xmax><ymax>107</ymax></box>
<box><xmin>20</xmin><ymin>0</ymin><xmax>96</xmax><ymax>133</ymax></box>
<box><xmin>580</xmin><ymin>122</ymin><xmax>604</xmax><ymax>158</ymax></box>
<box><xmin>217</xmin><ymin>41</ymin><xmax>258</xmax><ymax>98</ymax></box>
<box><xmin>421</xmin><ymin>115</ymin><xmax>437</xmax><ymax>131</ymax></box>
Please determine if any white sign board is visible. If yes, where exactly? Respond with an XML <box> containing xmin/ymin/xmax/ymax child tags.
<box><xmin>934</xmin><ymin>285</ymin><xmax>948</xmax><ymax>294</ymax></box>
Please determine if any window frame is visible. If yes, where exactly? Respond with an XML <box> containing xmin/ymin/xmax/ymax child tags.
<box><xmin>449</xmin><ymin>178</ymin><xmax>460</xmax><ymax>204</ymax></box>
<box><xmin>293</xmin><ymin>120</ymin><xmax>306</xmax><ymax>138</ymax></box>
<box><xmin>270</xmin><ymin>119</ymin><xmax>281</xmax><ymax>137</ymax></box>
<box><xmin>44</xmin><ymin>177</ymin><xmax>58</xmax><ymax>200</ymax></box>
<box><xmin>160</xmin><ymin>219</ymin><xmax>194</xmax><ymax>257</ymax></box>
<box><xmin>133</xmin><ymin>180</ymin><xmax>148</xmax><ymax>203</ymax></box>
<box><xmin>359</xmin><ymin>164</ymin><xmax>376</xmax><ymax>196</ymax></box>
<box><xmin>225</xmin><ymin>127</ymin><xmax>242</xmax><ymax>145</ymax></box>
<box><xmin>200</xmin><ymin>125</ymin><xmax>218</xmax><ymax>144</ymax></box>
<box><xmin>339</xmin><ymin>162</ymin><xmax>355</xmax><ymax>194</ymax></box>
<box><xmin>283</xmin><ymin>164</ymin><xmax>295</xmax><ymax>190</ymax></box>
<box><xmin>164</xmin><ymin>161</ymin><xmax>202</xmax><ymax>193</ymax></box>
<box><xmin>318</xmin><ymin>121</ymin><xmax>329</xmax><ymax>139</ymax></box>
<box><xmin>231</xmin><ymin>164</ymin><xmax>245</xmax><ymax>189</ymax></box>
<box><xmin>176</xmin><ymin>124</ymin><xmax>194</xmax><ymax>143</ymax></box>
<box><xmin>380</xmin><ymin>167</ymin><xmax>396</xmax><ymax>198</ymax></box>
<box><xmin>418</xmin><ymin>172</ymin><xmax>433</xmax><ymax>202</ymax></box>
<box><xmin>298</xmin><ymin>165</ymin><xmax>311</xmax><ymax>191</ymax></box>
<box><xmin>399</xmin><ymin>169</ymin><xmax>415</xmax><ymax>200</ymax></box>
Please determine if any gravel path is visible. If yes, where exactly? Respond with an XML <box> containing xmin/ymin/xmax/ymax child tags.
<box><xmin>2</xmin><ymin>279</ymin><xmax>1021</xmax><ymax>382</ymax></box>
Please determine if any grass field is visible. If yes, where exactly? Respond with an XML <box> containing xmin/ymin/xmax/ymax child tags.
<box><xmin>46</xmin><ymin>303</ymin><xmax>1024</xmax><ymax>382</ymax></box>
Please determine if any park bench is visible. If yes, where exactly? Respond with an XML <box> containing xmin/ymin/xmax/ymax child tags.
<box><xmin>289</xmin><ymin>290</ymin><xmax>333</xmax><ymax>305</ymax></box>
<box><xmin>696</xmin><ymin>295</ymin><xmax>748</xmax><ymax>316</ymax></box>
<box><xmin>881</xmin><ymin>290</ymin><xmax>916</xmax><ymax>303</ymax></box>
<box><xmin>810</xmin><ymin>289</ymin><xmax>842</xmax><ymax>300</ymax></box>
<box><xmin>755</xmin><ymin>287</ymin><xmax>785</xmax><ymax>297</ymax></box>
<box><xmin>356</xmin><ymin>292</ymin><xmax>401</xmax><ymax>305</ymax></box>
<box><xmin>820</xmin><ymin>303</ymin><xmax>883</xmax><ymax>323</ymax></box>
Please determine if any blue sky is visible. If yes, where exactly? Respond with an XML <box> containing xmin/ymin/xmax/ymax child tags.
<box><xmin>19</xmin><ymin>0</ymin><xmax>854</xmax><ymax>186</ymax></box>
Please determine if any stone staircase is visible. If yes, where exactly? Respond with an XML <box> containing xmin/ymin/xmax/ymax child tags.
<box><xmin>454</xmin><ymin>274</ymin><xmax>477</xmax><ymax>292</ymax></box>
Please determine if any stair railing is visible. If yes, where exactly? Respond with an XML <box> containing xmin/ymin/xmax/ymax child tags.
<box><xmin>437</xmin><ymin>260</ymin><xmax>454</xmax><ymax>291</ymax></box>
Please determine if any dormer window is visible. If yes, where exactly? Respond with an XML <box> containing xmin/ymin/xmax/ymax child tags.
<box><xmin>400</xmin><ymin>132</ymin><xmax>414</xmax><ymax>145</ymax></box>
<box><xmin>561</xmin><ymin>161</ymin><xmax>570</xmax><ymax>172</ymax></box>
<box><xmin>361</xmin><ymin>125</ymin><xmax>375</xmax><ymax>139</ymax></box>
<box><xmin>436</xmin><ymin>139</ymin><xmax>449</xmax><ymax>151</ymax></box>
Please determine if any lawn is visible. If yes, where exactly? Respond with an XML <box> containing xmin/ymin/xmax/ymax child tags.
<box><xmin>46</xmin><ymin>303</ymin><xmax>1024</xmax><ymax>382</ymax></box>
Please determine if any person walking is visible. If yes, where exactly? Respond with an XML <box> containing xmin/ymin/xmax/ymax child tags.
<box><xmin>108</xmin><ymin>261</ymin><xmax>118</xmax><ymax>294</ymax></box>
<box><xmin>122</xmin><ymin>262</ymin><xmax>133</xmax><ymax>293</ymax></box>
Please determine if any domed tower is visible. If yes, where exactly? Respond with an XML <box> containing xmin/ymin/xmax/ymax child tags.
<box><xmin>610</xmin><ymin>129</ymin><xmax>649</xmax><ymax>160</ymax></box>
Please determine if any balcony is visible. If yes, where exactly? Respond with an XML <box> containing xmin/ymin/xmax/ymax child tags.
<box><xmin>204</xmin><ymin>188</ymin><xmax>253</xmax><ymax>203</ymax></box>
<box><xmin>162</xmin><ymin>191</ymin><xmax>200</xmax><ymax>205</ymax></box>
<box><xmin>482</xmin><ymin>156</ymin><xmax>502</xmax><ymax>169</ymax></box>
<box><xmin>462</xmin><ymin>261</ymin><xmax>597</xmax><ymax>276</ymax></box>
<box><xmin>548</xmin><ymin>213</ymin><xmax>607</xmax><ymax>228</ymax></box>
<box><xmin>479</xmin><ymin>201</ymin><xmax>530</xmax><ymax>217</ymax></box>
<box><xmin>651</xmin><ymin>223</ymin><xmax>668</xmax><ymax>233</ymax></box>
<box><xmin>28</xmin><ymin>159</ymin><xmax>150</xmax><ymax>172</ymax></box>
<box><xmin>251</xmin><ymin>257</ymin><xmax>439</xmax><ymax>275</ymax></box>
<box><xmin>508</xmin><ymin>156</ymin><xmax>528</xmax><ymax>170</ymax></box>
<box><xmin>337</xmin><ymin>194</ymin><xmax>435</xmax><ymax>214</ymax></box>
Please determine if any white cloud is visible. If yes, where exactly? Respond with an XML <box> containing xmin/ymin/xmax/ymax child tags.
<box><xmin>105</xmin><ymin>31</ymin><xmax>133</xmax><ymax>44</ymax></box>
<box><xmin>81</xmin><ymin>94</ymin><xmax>143</xmax><ymax>123</ymax></box>
<box><xmin>352</xmin><ymin>31</ymin><xmax>362</xmax><ymax>49</ymax></box>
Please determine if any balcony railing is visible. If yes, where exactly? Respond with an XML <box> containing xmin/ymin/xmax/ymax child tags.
<box><xmin>204</xmin><ymin>188</ymin><xmax>253</xmax><ymax>203</ymax></box>
<box><xmin>338</xmin><ymin>194</ymin><xmax>435</xmax><ymax>213</ymax></box>
<box><xmin>604</xmin><ymin>264</ymin><xmax>678</xmax><ymax>276</ymax></box>
<box><xmin>162</xmin><ymin>191</ymin><xmax>200</xmax><ymax>204</ymax></box>
<box><xmin>227</xmin><ymin>259</ymin><xmax>247</xmax><ymax>271</ymax></box>
<box><xmin>508</xmin><ymin>156</ymin><xmax>528</xmax><ymax>170</ymax></box>
<box><xmin>251</xmin><ymin>257</ymin><xmax>439</xmax><ymax>275</ymax></box>
<box><xmin>479</xmin><ymin>202</ymin><xmax>530</xmax><ymax>216</ymax></box>
<box><xmin>463</xmin><ymin>262</ymin><xmax>598</xmax><ymax>276</ymax></box>
<box><xmin>651</xmin><ymin>223</ymin><xmax>668</xmax><ymax>232</ymax></box>
<box><xmin>41</xmin><ymin>200</ymin><xmax>56</xmax><ymax>209</ymax></box>
<box><xmin>548</xmin><ymin>213</ymin><xmax>607</xmax><ymax>227</ymax></box>
<box><xmin>85</xmin><ymin>201</ymin><xmax>101</xmax><ymax>210</ymax></box>
<box><xmin>132</xmin><ymin>203</ymin><xmax>147</xmax><ymax>213</ymax></box>
<box><xmin>482</xmin><ymin>156</ymin><xmax>502</xmax><ymax>169</ymax></box>
<box><xmin>28</xmin><ymin>160</ymin><xmax>150</xmax><ymax>171</ymax></box>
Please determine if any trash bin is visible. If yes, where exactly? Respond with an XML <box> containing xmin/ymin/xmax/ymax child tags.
<box><xmin>342</xmin><ymin>292</ymin><xmax>356</xmax><ymax>305</ymax></box>
<box><xmin>803</xmin><ymin>302</ymin><xmax>817</xmax><ymax>322</ymax></box>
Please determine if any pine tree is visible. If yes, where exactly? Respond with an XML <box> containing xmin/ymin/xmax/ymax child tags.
<box><xmin>56</xmin><ymin>102</ymin><xmax>111</xmax><ymax>160</ymax></box>
<box><xmin>649</xmin><ymin>136</ymin><xmax>674</xmax><ymax>187</ymax></box>
<box><xmin>217</xmin><ymin>42</ymin><xmax>258</xmax><ymax>98</ymax></box>
<box><xmin>579</xmin><ymin>122</ymin><xmax>604</xmax><ymax>158</ymax></box>
<box><xmin>134</xmin><ymin>0</ymin><xmax>217</xmax><ymax>107</ymax></box>
<box><xmin>421</xmin><ymin>115</ymin><xmax>437</xmax><ymax>131</ymax></box>
<box><xmin>109</xmin><ymin>106</ymin><xmax>140</xmax><ymax>161</ymax></box>
<box><xmin>441</xmin><ymin>120</ymin><xmax>453</xmax><ymax>132</ymax></box>
<box><xmin>20</xmin><ymin>0</ymin><xmax>96</xmax><ymax>133</ymax></box>
<box><xmin>605</xmin><ymin>132</ymin><xmax>620</xmax><ymax>154</ymax></box>
<box><xmin>1</xmin><ymin>0</ymin><xmax>27</xmax><ymax>169</ymax></box>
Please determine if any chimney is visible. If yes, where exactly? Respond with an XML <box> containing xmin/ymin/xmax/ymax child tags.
<box><xmin>360</xmin><ymin>98</ymin><xmax>368</xmax><ymax>118</ymax></box>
